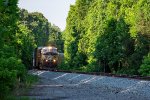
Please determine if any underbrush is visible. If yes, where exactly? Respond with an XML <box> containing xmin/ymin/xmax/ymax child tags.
<box><xmin>0</xmin><ymin>46</ymin><xmax>39</xmax><ymax>100</ymax></box>
<box><xmin>5</xmin><ymin>74</ymin><xmax>39</xmax><ymax>100</ymax></box>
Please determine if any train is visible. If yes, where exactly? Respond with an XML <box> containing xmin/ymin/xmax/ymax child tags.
<box><xmin>33</xmin><ymin>46</ymin><xmax>62</xmax><ymax>70</ymax></box>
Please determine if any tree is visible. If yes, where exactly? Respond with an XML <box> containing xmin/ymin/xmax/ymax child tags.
<box><xmin>0</xmin><ymin>0</ymin><xmax>27</xmax><ymax>98</ymax></box>
<box><xmin>19</xmin><ymin>9</ymin><xmax>50</xmax><ymax>46</ymax></box>
<box><xmin>15</xmin><ymin>22</ymin><xmax>36</xmax><ymax>68</ymax></box>
<box><xmin>48</xmin><ymin>24</ymin><xmax>63</xmax><ymax>52</ymax></box>
<box><xmin>64</xmin><ymin>0</ymin><xmax>150</xmax><ymax>75</ymax></box>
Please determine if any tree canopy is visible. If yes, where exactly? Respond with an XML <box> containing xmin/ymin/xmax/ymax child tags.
<box><xmin>0</xmin><ymin>1</ymin><xmax>63</xmax><ymax>98</ymax></box>
<box><xmin>63</xmin><ymin>0</ymin><xmax>150</xmax><ymax>75</ymax></box>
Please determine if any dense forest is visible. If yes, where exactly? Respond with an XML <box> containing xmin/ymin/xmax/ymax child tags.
<box><xmin>63</xmin><ymin>0</ymin><xmax>150</xmax><ymax>76</ymax></box>
<box><xmin>0</xmin><ymin>0</ymin><xmax>150</xmax><ymax>99</ymax></box>
<box><xmin>0</xmin><ymin>0</ymin><xmax>62</xmax><ymax>99</ymax></box>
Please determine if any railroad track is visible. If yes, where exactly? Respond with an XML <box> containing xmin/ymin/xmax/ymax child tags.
<box><xmin>56</xmin><ymin>70</ymin><xmax>150</xmax><ymax>81</ymax></box>
<box><xmin>35</xmin><ymin>68</ymin><xmax>150</xmax><ymax>81</ymax></box>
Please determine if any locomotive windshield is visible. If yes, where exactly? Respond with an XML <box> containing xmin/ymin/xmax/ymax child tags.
<box><xmin>41</xmin><ymin>47</ymin><xmax>58</xmax><ymax>55</ymax></box>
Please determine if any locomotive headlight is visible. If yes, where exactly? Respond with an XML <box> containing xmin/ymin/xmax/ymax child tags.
<box><xmin>48</xmin><ymin>46</ymin><xmax>52</xmax><ymax>49</ymax></box>
<box><xmin>53</xmin><ymin>59</ymin><xmax>56</xmax><ymax>63</ymax></box>
<box><xmin>46</xmin><ymin>59</ymin><xmax>48</xmax><ymax>62</ymax></box>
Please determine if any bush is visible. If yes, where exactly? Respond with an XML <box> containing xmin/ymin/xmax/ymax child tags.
<box><xmin>58</xmin><ymin>60</ymin><xmax>71</xmax><ymax>70</ymax></box>
<box><xmin>0</xmin><ymin>68</ymin><xmax>17</xmax><ymax>98</ymax></box>
<box><xmin>139</xmin><ymin>53</ymin><xmax>150</xmax><ymax>76</ymax></box>
<box><xmin>0</xmin><ymin>56</ymin><xmax>26</xmax><ymax>99</ymax></box>
<box><xmin>0</xmin><ymin>57</ymin><xmax>26</xmax><ymax>79</ymax></box>
<box><xmin>117</xmin><ymin>68</ymin><xmax>137</xmax><ymax>75</ymax></box>
<box><xmin>24</xmin><ymin>74</ymin><xmax>39</xmax><ymax>88</ymax></box>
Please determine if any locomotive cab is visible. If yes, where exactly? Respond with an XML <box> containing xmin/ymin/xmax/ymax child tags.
<box><xmin>34</xmin><ymin>46</ymin><xmax>59</xmax><ymax>69</ymax></box>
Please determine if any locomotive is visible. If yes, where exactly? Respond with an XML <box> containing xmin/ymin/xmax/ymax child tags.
<box><xmin>33</xmin><ymin>46</ymin><xmax>59</xmax><ymax>69</ymax></box>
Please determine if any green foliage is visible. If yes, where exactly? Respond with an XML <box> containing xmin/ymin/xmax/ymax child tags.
<box><xmin>128</xmin><ymin>34</ymin><xmax>150</xmax><ymax>75</ymax></box>
<box><xmin>48</xmin><ymin>25</ymin><xmax>64</xmax><ymax>52</ymax></box>
<box><xmin>16</xmin><ymin>22</ymin><xmax>36</xmax><ymax>68</ymax></box>
<box><xmin>0</xmin><ymin>56</ymin><xmax>26</xmax><ymax>99</ymax></box>
<box><xmin>64</xmin><ymin>0</ymin><xmax>150</xmax><ymax>75</ymax></box>
<box><xmin>58</xmin><ymin>60</ymin><xmax>70</xmax><ymax>70</ymax></box>
<box><xmin>0</xmin><ymin>0</ymin><xmax>21</xmax><ymax>98</ymax></box>
<box><xmin>0</xmin><ymin>57</ymin><xmax>26</xmax><ymax>77</ymax></box>
<box><xmin>139</xmin><ymin>53</ymin><xmax>150</xmax><ymax>76</ymax></box>
<box><xmin>95</xmin><ymin>18</ymin><xmax>134</xmax><ymax>73</ymax></box>
<box><xmin>24</xmin><ymin>74</ymin><xmax>39</xmax><ymax>88</ymax></box>
<box><xmin>0</xmin><ymin>68</ymin><xmax>16</xmax><ymax>99</ymax></box>
<box><xmin>0</xmin><ymin>0</ymin><xmax>63</xmax><ymax>99</ymax></box>
<box><xmin>0</xmin><ymin>0</ymin><xmax>19</xmax><ymax>46</ymax></box>
<box><xmin>116</xmin><ymin>68</ymin><xmax>137</xmax><ymax>75</ymax></box>
<box><xmin>19</xmin><ymin>9</ymin><xmax>63</xmax><ymax>52</ymax></box>
<box><xmin>0</xmin><ymin>45</ymin><xmax>16</xmax><ymax>58</ymax></box>
<box><xmin>17</xmin><ymin>9</ymin><xmax>63</xmax><ymax>68</ymax></box>
<box><xmin>19</xmin><ymin>9</ymin><xmax>49</xmax><ymax>46</ymax></box>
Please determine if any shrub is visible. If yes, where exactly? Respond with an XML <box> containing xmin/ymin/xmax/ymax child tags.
<box><xmin>139</xmin><ymin>53</ymin><xmax>150</xmax><ymax>76</ymax></box>
<box><xmin>0</xmin><ymin>68</ymin><xmax>17</xmax><ymax>98</ymax></box>
<box><xmin>0</xmin><ymin>57</ymin><xmax>26</xmax><ymax>99</ymax></box>
<box><xmin>117</xmin><ymin>68</ymin><xmax>137</xmax><ymax>75</ymax></box>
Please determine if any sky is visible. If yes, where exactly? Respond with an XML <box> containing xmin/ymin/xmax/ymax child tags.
<box><xmin>18</xmin><ymin>0</ymin><xmax>76</xmax><ymax>31</ymax></box>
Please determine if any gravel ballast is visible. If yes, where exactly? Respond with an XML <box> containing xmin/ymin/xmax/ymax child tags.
<box><xmin>22</xmin><ymin>70</ymin><xmax>150</xmax><ymax>100</ymax></box>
